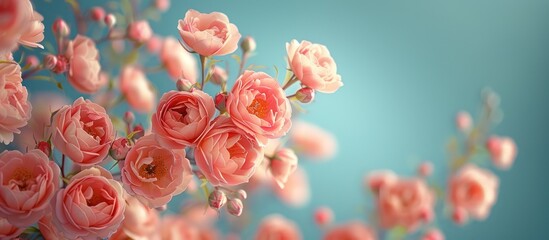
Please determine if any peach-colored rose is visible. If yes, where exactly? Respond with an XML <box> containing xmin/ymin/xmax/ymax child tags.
<box><xmin>0</xmin><ymin>57</ymin><xmax>31</xmax><ymax>144</ymax></box>
<box><xmin>111</xmin><ymin>196</ymin><xmax>159</xmax><ymax>240</ymax></box>
<box><xmin>121</xmin><ymin>134</ymin><xmax>193</xmax><ymax>208</ymax></box>
<box><xmin>65</xmin><ymin>35</ymin><xmax>103</xmax><ymax>93</ymax></box>
<box><xmin>180</xmin><ymin>202</ymin><xmax>218</xmax><ymax>226</ymax></box>
<box><xmin>0</xmin><ymin>217</ymin><xmax>24</xmax><ymax>239</ymax></box>
<box><xmin>18</xmin><ymin>11</ymin><xmax>44</xmax><ymax>49</ymax></box>
<box><xmin>38</xmin><ymin>208</ymin><xmax>74</xmax><ymax>240</ymax></box>
<box><xmin>52</xmin><ymin>167</ymin><xmax>125</xmax><ymax>240</ymax></box>
<box><xmin>254</xmin><ymin>214</ymin><xmax>302</xmax><ymax>240</ymax></box>
<box><xmin>155</xmin><ymin>215</ymin><xmax>218</xmax><ymax>240</ymax></box>
<box><xmin>119</xmin><ymin>66</ymin><xmax>156</xmax><ymax>113</ymax></box>
<box><xmin>227</xmin><ymin>70</ymin><xmax>292</xmax><ymax>145</ymax></box>
<box><xmin>160</xmin><ymin>37</ymin><xmax>197</xmax><ymax>81</ymax></box>
<box><xmin>273</xmin><ymin>167</ymin><xmax>310</xmax><ymax>207</ymax></box>
<box><xmin>127</xmin><ymin>20</ymin><xmax>152</xmax><ymax>43</ymax></box>
<box><xmin>51</xmin><ymin>97</ymin><xmax>115</xmax><ymax>166</ymax></box>
<box><xmin>448</xmin><ymin>164</ymin><xmax>499</xmax><ymax>221</ymax></box>
<box><xmin>486</xmin><ymin>136</ymin><xmax>517</xmax><ymax>169</ymax></box>
<box><xmin>0</xmin><ymin>150</ymin><xmax>60</xmax><ymax>227</ymax></box>
<box><xmin>178</xmin><ymin>9</ymin><xmax>241</xmax><ymax>57</ymax></box>
<box><xmin>365</xmin><ymin>170</ymin><xmax>398</xmax><ymax>193</ymax></box>
<box><xmin>195</xmin><ymin>116</ymin><xmax>264</xmax><ymax>186</ymax></box>
<box><xmin>324</xmin><ymin>221</ymin><xmax>376</xmax><ymax>240</ymax></box>
<box><xmin>270</xmin><ymin>148</ymin><xmax>298</xmax><ymax>188</ymax></box>
<box><xmin>286</xmin><ymin>40</ymin><xmax>342</xmax><ymax>93</ymax></box>
<box><xmin>290</xmin><ymin>121</ymin><xmax>337</xmax><ymax>160</ymax></box>
<box><xmin>0</xmin><ymin>0</ymin><xmax>35</xmax><ymax>50</ymax></box>
<box><xmin>152</xmin><ymin>90</ymin><xmax>215</xmax><ymax>148</ymax></box>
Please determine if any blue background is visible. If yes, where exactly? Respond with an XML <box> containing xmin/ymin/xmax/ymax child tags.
<box><xmin>20</xmin><ymin>0</ymin><xmax>549</xmax><ymax>239</ymax></box>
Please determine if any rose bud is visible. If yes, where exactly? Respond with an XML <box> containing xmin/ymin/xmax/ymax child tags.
<box><xmin>155</xmin><ymin>0</ymin><xmax>170</xmax><ymax>12</ymax></box>
<box><xmin>314</xmin><ymin>206</ymin><xmax>334</xmax><ymax>226</ymax></box>
<box><xmin>25</xmin><ymin>55</ymin><xmax>39</xmax><ymax>68</ymax></box>
<box><xmin>236</xmin><ymin>189</ymin><xmax>247</xmax><ymax>200</ymax></box>
<box><xmin>214</xmin><ymin>92</ymin><xmax>227</xmax><ymax>112</ymax></box>
<box><xmin>52</xmin><ymin>18</ymin><xmax>70</xmax><ymax>37</ymax></box>
<box><xmin>270</xmin><ymin>148</ymin><xmax>298</xmax><ymax>188</ymax></box>
<box><xmin>241</xmin><ymin>36</ymin><xmax>256</xmax><ymax>53</ymax></box>
<box><xmin>52</xmin><ymin>55</ymin><xmax>69</xmax><ymax>74</ymax></box>
<box><xmin>227</xmin><ymin>198</ymin><xmax>243</xmax><ymax>216</ymax></box>
<box><xmin>90</xmin><ymin>7</ymin><xmax>105</xmax><ymax>22</ymax></box>
<box><xmin>456</xmin><ymin>111</ymin><xmax>472</xmax><ymax>132</ymax></box>
<box><xmin>127</xmin><ymin>20</ymin><xmax>153</xmax><ymax>43</ymax></box>
<box><xmin>295</xmin><ymin>87</ymin><xmax>315</xmax><ymax>103</ymax></box>
<box><xmin>211</xmin><ymin>66</ymin><xmax>228</xmax><ymax>85</ymax></box>
<box><xmin>44</xmin><ymin>55</ymin><xmax>58</xmax><ymax>70</ymax></box>
<box><xmin>104</xmin><ymin>14</ymin><xmax>116</xmax><ymax>28</ymax></box>
<box><xmin>132</xmin><ymin>124</ymin><xmax>145</xmax><ymax>140</ymax></box>
<box><xmin>176</xmin><ymin>78</ymin><xmax>194</xmax><ymax>92</ymax></box>
<box><xmin>417</xmin><ymin>161</ymin><xmax>433</xmax><ymax>177</ymax></box>
<box><xmin>110</xmin><ymin>137</ymin><xmax>131</xmax><ymax>160</ymax></box>
<box><xmin>208</xmin><ymin>189</ymin><xmax>227</xmax><ymax>210</ymax></box>
<box><xmin>486</xmin><ymin>136</ymin><xmax>517</xmax><ymax>170</ymax></box>
<box><xmin>36</xmin><ymin>141</ymin><xmax>51</xmax><ymax>157</ymax></box>
<box><xmin>123</xmin><ymin>111</ymin><xmax>135</xmax><ymax>126</ymax></box>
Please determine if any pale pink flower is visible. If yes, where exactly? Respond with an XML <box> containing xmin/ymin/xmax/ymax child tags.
<box><xmin>152</xmin><ymin>90</ymin><xmax>215</xmax><ymax>148</ymax></box>
<box><xmin>324</xmin><ymin>221</ymin><xmax>376</xmax><ymax>240</ymax></box>
<box><xmin>160</xmin><ymin>37</ymin><xmax>197</xmax><ymax>81</ymax></box>
<box><xmin>155</xmin><ymin>215</ymin><xmax>218</xmax><ymax>240</ymax></box>
<box><xmin>455</xmin><ymin>111</ymin><xmax>472</xmax><ymax>131</ymax></box>
<box><xmin>114</xmin><ymin>196</ymin><xmax>159</xmax><ymax>240</ymax></box>
<box><xmin>127</xmin><ymin>20</ymin><xmax>152</xmax><ymax>43</ymax></box>
<box><xmin>365</xmin><ymin>170</ymin><xmax>398</xmax><ymax>193</ymax></box>
<box><xmin>0</xmin><ymin>150</ymin><xmax>59</xmax><ymax>227</ymax></box>
<box><xmin>18</xmin><ymin>11</ymin><xmax>44</xmax><ymax>49</ymax></box>
<box><xmin>147</xmin><ymin>35</ymin><xmax>162</xmax><ymax>53</ymax></box>
<box><xmin>119</xmin><ymin>65</ymin><xmax>156</xmax><ymax>113</ymax></box>
<box><xmin>227</xmin><ymin>70</ymin><xmax>292</xmax><ymax>145</ymax></box>
<box><xmin>448</xmin><ymin>164</ymin><xmax>499</xmax><ymax>221</ymax></box>
<box><xmin>270</xmin><ymin>148</ymin><xmax>298</xmax><ymax>188</ymax></box>
<box><xmin>314</xmin><ymin>207</ymin><xmax>334</xmax><ymax>226</ymax></box>
<box><xmin>180</xmin><ymin>201</ymin><xmax>218</xmax><ymax>226</ymax></box>
<box><xmin>286</xmin><ymin>40</ymin><xmax>342</xmax><ymax>93</ymax></box>
<box><xmin>90</xmin><ymin>7</ymin><xmax>105</xmax><ymax>22</ymax></box>
<box><xmin>418</xmin><ymin>162</ymin><xmax>434</xmax><ymax>177</ymax></box>
<box><xmin>0</xmin><ymin>57</ymin><xmax>31</xmax><ymax>144</ymax></box>
<box><xmin>51</xmin><ymin>97</ymin><xmax>115</xmax><ymax>166</ymax></box>
<box><xmin>38</xmin><ymin>209</ymin><xmax>73</xmax><ymax>240</ymax></box>
<box><xmin>52</xmin><ymin>167</ymin><xmax>125</xmax><ymax>240</ymax></box>
<box><xmin>0</xmin><ymin>0</ymin><xmax>34</xmax><ymax>50</ymax></box>
<box><xmin>195</xmin><ymin>116</ymin><xmax>264</xmax><ymax>186</ymax></box>
<box><xmin>121</xmin><ymin>134</ymin><xmax>193</xmax><ymax>208</ymax></box>
<box><xmin>154</xmin><ymin>0</ymin><xmax>170</xmax><ymax>12</ymax></box>
<box><xmin>0</xmin><ymin>217</ymin><xmax>24</xmax><ymax>239</ymax></box>
<box><xmin>254</xmin><ymin>214</ymin><xmax>302</xmax><ymax>240</ymax></box>
<box><xmin>422</xmin><ymin>229</ymin><xmax>445</xmax><ymax>240</ymax></box>
<box><xmin>178</xmin><ymin>9</ymin><xmax>241</xmax><ymax>56</ymax></box>
<box><xmin>273</xmin><ymin>167</ymin><xmax>310</xmax><ymax>207</ymax></box>
<box><xmin>211</xmin><ymin>66</ymin><xmax>228</xmax><ymax>85</ymax></box>
<box><xmin>290</xmin><ymin>121</ymin><xmax>337</xmax><ymax>160</ymax></box>
<box><xmin>486</xmin><ymin>136</ymin><xmax>517</xmax><ymax>169</ymax></box>
<box><xmin>66</xmin><ymin>35</ymin><xmax>103</xmax><ymax>94</ymax></box>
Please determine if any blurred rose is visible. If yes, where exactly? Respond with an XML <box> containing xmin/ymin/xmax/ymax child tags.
<box><xmin>0</xmin><ymin>217</ymin><xmax>24</xmax><ymax>239</ymax></box>
<box><xmin>365</xmin><ymin>170</ymin><xmax>398</xmax><ymax>193</ymax></box>
<box><xmin>290</xmin><ymin>121</ymin><xmax>337</xmax><ymax>160</ymax></box>
<box><xmin>0</xmin><ymin>57</ymin><xmax>31</xmax><ymax>144</ymax></box>
<box><xmin>121</xmin><ymin>134</ymin><xmax>193</xmax><ymax>208</ymax></box>
<box><xmin>255</xmin><ymin>214</ymin><xmax>302</xmax><ymax>240</ymax></box>
<box><xmin>51</xmin><ymin>98</ymin><xmax>115</xmax><ymax>166</ymax></box>
<box><xmin>324</xmin><ymin>221</ymin><xmax>376</xmax><ymax>240</ymax></box>
<box><xmin>422</xmin><ymin>228</ymin><xmax>445</xmax><ymax>240</ymax></box>
<box><xmin>160</xmin><ymin>37</ymin><xmax>197</xmax><ymax>82</ymax></box>
<box><xmin>155</xmin><ymin>215</ymin><xmax>218</xmax><ymax>240</ymax></box>
<box><xmin>227</xmin><ymin>71</ymin><xmax>292</xmax><ymax>145</ymax></box>
<box><xmin>180</xmin><ymin>201</ymin><xmax>218</xmax><ymax>226</ymax></box>
<box><xmin>147</xmin><ymin>35</ymin><xmax>162</xmax><ymax>53</ymax></box>
<box><xmin>0</xmin><ymin>150</ymin><xmax>59</xmax><ymax>227</ymax></box>
<box><xmin>270</xmin><ymin>148</ymin><xmax>298</xmax><ymax>188</ymax></box>
<box><xmin>154</xmin><ymin>0</ymin><xmax>170</xmax><ymax>12</ymax></box>
<box><xmin>286</xmin><ymin>40</ymin><xmax>342</xmax><ymax>93</ymax></box>
<box><xmin>455</xmin><ymin>111</ymin><xmax>472</xmax><ymax>132</ymax></box>
<box><xmin>18</xmin><ymin>11</ymin><xmax>44</xmax><ymax>49</ymax></box>
<box><xmin>65</xmin><ymin>35</ymin><xmax>104</xmax><ymax>93</ymax></box>
<box><xmin>119</xmin><ymin>65</ymin><xmax>156</xmax><ymax>113</ymax></box>
<box><xmin>152</xmin><ymin>90</ymin><xmax>215</xmax><ymax>148</ymax></box>
<box><xmin>178</xmin><ymin>9</ymin><xmax>241</xmax><ymax>57</ymax></box>
<box><xmin>90</xmin><ymin>7</ymin><xmax>105</xmax><ymax>22</ymax></box>
<box><xmin>211</xmin><ymin>66</ymin><xmax>228</xmax><ymax>85</ymax></box>
<box><xmin>449</xmin><ymin>164</ymin><xmax>499</xmax><ymax>222</ymax></box>
<box><xmin>314</xmin><ymin>207</ymin><xmax>334</xmax><ymax>226</ymax></box>
<box><xmin>195</xmin><ymin>116</ymin><xmax>263</xmax><ymax>186</ymax></box>
<box><xmin>273</xmin><ymin>167</ymin><xmax>310</xmax><ymax>207</ymax></box>
<box><xmin>127</xmin><ymin>20</ymin><xmax>152</xmax><ymax>43</ymax></box>
<box><xmin>111</xmin><ymin>196</ymin><xmax>159</xmax><ymax>240</ymax></box>
<box><xmin>486</xmin><ymin>136</ymin><xmax>517</xmax><ymax>169</ymax></box>
<box><xmin>52</xmin><ymin>167</ymin><xmax>125</xmax><ymax>240</ymax></box>
<box><xmin>0</xmin><ymin>0</ymin><xmax>39</xmax><ymax>50</ymax></box>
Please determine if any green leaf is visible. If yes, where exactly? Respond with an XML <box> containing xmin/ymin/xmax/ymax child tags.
<box><xmin>273</xmin><ymin>65</ymin><xmax>279</xmax><ymax>79</ymax></box>
<box><xmin>126</xmin><ymin>130</ymin><xmax>142</xmax><ymax>140</ymax></box>
<box><xmin>124</xmin><ymin>49</ymin><xmax>140</xmax><ymax>65</ymax></box>
<box><xmin>29</xmin><ymin>75</ymin><xmax>53</xmax><ymax>81</ymax></box>
<box><xmin>65</xmin><ymin>0</ymin><xmax>78</xmax><ymax>9</ymax></box>
<box><xmin>56</xmin><ymin>82</ymin><xmax>64</xmax><ymax>90</ymax></box>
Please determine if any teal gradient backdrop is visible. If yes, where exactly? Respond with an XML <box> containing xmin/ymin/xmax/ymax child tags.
<box><xmin>23</xmin><ymin>0</ymin><xmax>549</xmax><ymax>239</ymax></box>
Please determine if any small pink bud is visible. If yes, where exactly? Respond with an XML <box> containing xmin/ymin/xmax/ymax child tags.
<box><xmin>241</xmin><ymin>36</ymin><xmax>256</xmax><ymax>53</ymax></box>
<box><xmin>52</xmin><ymin>55</ymin><xmax>68</xmax><ymax>74</ymax></box>
<box><xmin>127</xmin><ymin>20</ymin><xmax>153</xmax><ymax>43</ymax></box>
<box><xmin>147</xmin><ymin>35</ymin><xmax>162</xmax><ymax>53</ymax></box>
<box><xmin>208</xmin><ymin>189</ymin><xmax>227</xmax><ymax>210</ymax></box>
<box><xmin>215</xmin><ymin>92</ymin><xmax>228</xmax><ymax>112</ymax></box>
<box><xmin>177</xmin><ymin>78</ymin><xmax>194</xmax><ymax>91</ymax></box>
<box><xmin>452</xmin><ymin>208</ymin><xmax>468</xmax><ymax>225</ymax></box>
<box><xmin>132</xmin><ymin>124</ymin><xmax>145</xmax><ymax>140</ymax></box>
<box><xmin>154</xmin><ymin>0</ymin><xmax>170</xmax><ymax>12</ymax></box>
<box><xmin>90</xmin><ymin>7</ymin><xmax>105</xmax><ymax>22</ymax></box>
<box><xmin>25</xmin><ymin>55</ymin><xmax>39</xmax><ymax>68</ymax></box>
<box><xmin>486</xmin><ymin>136</ymin><xmax>517</xmax><ymax>169</ymax></box>
<box><xmin>104</xmin><ymin>14</ymin><xmax>116</xmax><ymax>28</ymax></box>
<box><xmin>36</xmin><ymin>141</ymin><xmax>51</xmax><ymax>157</ymax></box>
<box><xmin>417</xmin><ymin>162</ymin><xmax>433</xmax><ymax>177</ymax></box>
<box><xmin>226</xmin><ymin>198</ymin><xmax>243</xmax><ymax>216</ymax></box>
<box><xmin>110</xmin><ymin>137</ymin><xmax>131</xmax><ymax>160</ymax></box>
<box><xmin>314</xmin><ymin>206</ymin><xmax>334</xmax><ymax>226</ymax></box>
<box><xmin>123</xmin><ymin>111</ymin><xmax>135</xmax><ymax>125</ymax></box>
<box><xmin>422</xmin><ymin>229</ymin><xmax>445</xmax><ymax>240</ymax></box>
<box><xmin>295</xmin><ymin>87</ymin><xmax>315</xmax><ymax>103</ymax></box>
<box><xmin>420</xmin><ymin>208</ymin><xmax>434</xmax><ymax>222</ymax></box>
<box><xmin>52</xmin><ymin>18</ymin><xmax>70</xmax><ymax>37</ymax></box>
<box><xmin>235</xmin><ymin>189</ymin><xmax>247</xmax><ymax>200</ymax></box>
<box><xmin>43</xmin><ymin>55</ymin><xmax>58</xmax><ymax>70</ymax></box>
<box><xmin>211</xmin><ymin>66</ymin><xmax>228</xmax><ymax>85</ymax></box>
<box><xmin>455</xmin><ymin>111</ymin><xmax>472</xmax><ymax>131</ymax></box>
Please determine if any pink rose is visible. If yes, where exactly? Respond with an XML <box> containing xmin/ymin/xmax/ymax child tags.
<box><xmin>154</xmin><ymin>0</ymin><xmax>170</xmax><ymax>12</ymax></box>
<box><xmin>66</xmin><ymin>35</ymin><xmax>103</xmax><ymax>93</ymax></box>
<box><xmin>448</xmin><ymin>164</ymin><xmax>499</xmax><ymax>221</ymax></box>
<box><xmin>127</xmin><ymin>20</ymin><xmax>152</xmax><ymax>43</ymax></box>
<box><xmin>121</xmin><ymin>134</ymin><xmax>193</xmax><ymax>208</ymax></box>
<box><xmin>254</xmin><ymin>214</ymin><xmax>302</xmax><ymax>240</ymax></box>
<box><xmin>18</xmin><ymin>11</ymin><xmax>45</xmax><ymax>49</ymax></box>
<box><xmin>324</xmin><ymin>221</ymin><xmax>376</xmax><ymax>240</ymax></box>
<box><xmin>286</xmin><ymin>40</ymin><xmax>343</xmax><ymax>93</ymax></box>
<box><xmin>314</xmin><ymin>207</ymin><xmax>334</xmax><ymax>226</ymax></box>
<box><xmin>273</xmin><ymin>167</ymin><xmax>310</xmax><ymax>207</ymax></box>
<box><xmin>270</xmin><ymin>148</ymin><xmax>298</xmax><ymax>188</ymax></box>
<box><xmin>195</xmin><ymin>116</ymin><xmax>264</xmax><ymax>186</ymax></box>
<box><xmin>422</xmin><ymin>229</ymin><xmax>444</xmax><ymax>240</ymax></box>
<box><xmin>0</xmin><ymin>150</ymin><xmax>60</xmax><ymax>227</ymax></box>
<box><xmin>211</xmin><ymin>66</ymin><xmax>228</xmax><ymax>85</ymax></box>
<box><xmin>290</xmin><ymin>121</ymin><xmax>337</xmax><ymax>160</ymax></box>
<box><xmin>51</xmin><ymin>97</ymin><xmax>115</xmax><ymax>166</ymax></box>
<box><xmin>0</xmin><ymin>217</ymin><xmax>23</xmax><ymax>239</ymax></box>
<box><xmin>486</xmin><ymin>136</ymin><xmax>517</xmax><ymax>169</ymax></box>
<box><xmin>160</xmin><ymin>37</ymin><xmax>197</xmax><ymax>81</ymax></box>
<box><xmin>112</xmin><ymin>196</ymin><xmax>159</xmax><ymax>240</ymax></box>
<box><xmin>119</xmin><ymin>66</ymin><xmax>156</xmax><ymax>113</ymax></box>
<box><xmin>155</xmin><ymin>215</ymin><xmax>218</xmax><ymax>240</ymax></box>
<box><xmin>227</xmin><ymin>70</ymin><xmax>292</xmax><ymax>145</ymax></box>
<box><xmin>0</xmin><ymin>57</ymin><xmax>31</xmax><ymax>144</ymax></box>
<box><xmin>178</xmin><ymin>9</ymin><xmax>241</xmax><ymax>57</ymax></box>
<box><xmin>0</xmin><ymin>0</ymin><xmax>37</xmax><ymax>50</ymax></box>
<box><xmin>366</xmin><ymin>170</ymin><xmax>398</xmax><ymax>193</ymax></box>
<box><xmin>152</xmin><ymin>90</ymin><xmax>215</xmax><ymax>148</ymax></box>
<box><xmin>147</xmin><ymin>35</ymin><xmax>162</xmax><ymax>53</ymax></box>
<box><xmin>52</xmin><ymin>167</ymin><xmax>125</xmax><ymax>240</ymax></box>
<box><xmin>38</xmin><ymin>209</ymin><xmax>73</xmax><ymax>240</ymax></box>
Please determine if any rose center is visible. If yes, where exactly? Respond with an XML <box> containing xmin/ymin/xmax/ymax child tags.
<box><xmin>139</xmin><ymin>160</ymin><xmax>168</xmax><ymax>179</ymax></box>
<box><xmin>86</xmin><ymin>189</ymin><xmax>109</xmax><ymax>206</ymax></box>
<box><xmin>9</xmin><ymin>167</ymin><xmax>35</xmax><ymax>191</ymax></box>
<box><xmin>227</xmin><ymin>143</ymin><xmax>245</xmax><ymax>159</ymax></box>
<box><xmin>247</xmin><ymin>98</ymin><xmax>269</xmax><ymax>119</ymax></box>
<box><xmin>171</xmin><ymin>105</ymin><xmax>189</xmax><ymax>122</ymax></box>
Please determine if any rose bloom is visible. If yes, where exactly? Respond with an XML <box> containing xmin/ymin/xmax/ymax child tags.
<box><xmin>448</xmin><ymin>164</ymin><xmax>499</xmax><ymax>221</ymax></box>
<box><xmin>152</xmin><ymin>90</ymin><xmax>215</xmax><ymax>148</ymax></box>
<box><xmin>127</xmin><ymin>20</ymin><xmax>152</xmax><ymax>43</ymax></box>
<box><xmin>286</xmin><ymin>39</ymin><xmax>343</xmax><ymax>93</ymax></box>
<box><xmin>290</xmin><ymin>121</ymin><xmax>337</xmax><ymax>160</ymax></box>
<box><xmin>324</xmin><ymin>221</ymin><xmax>377</xmax><ymax>240</ymax></box>
<box><xmin>52</xmin><ymin>167</ymin><xmax>125</xmax><ymax>240</ymax></box>
<box><xmin>0</xmin><ymin>150</ymin><xmax>60</xmax><ymax>227</ymax></box>
<box><xmin>366</xmin><ymin>170</ymin><xmax>398</xmax><ymax>193</ymax></box>
<box><xmin>254</xmin><ymin>214</ymin><xmax>302</xmax><ymax>240</ymax></box>
<box><xmin>160</xmin><ymin>37</ymin><xmax>197</xmax><ymax>81</ymax></box>
<box><xmin>121</xmin><ymin>134</ymin><xmax>193</xmax><ymax>208</ymax></box>
<box><xmin>273</xmin><ymin>167</ymin><xmax>310</xmax><ymax>207</ymax></box>
<box><xmin>110</xmin><ymin>196</ymin><xmax>159</xmax><ymax>240</ymax></box>
<box><xmin>486</xmin><ymin>136</ymin><xmax>517</xmax><ymax>170</ymax></box>
<box><xmin>65</xmin><ymin>35</ymin><xmax>104</xmax><ymax>93</ymax></box>
<box><xmin>147</xmin><ymin>35</ymin><xmax>162</xmax><ymax>53</ymax></box>
<box><xmin>18</xmin><ymin>10</ymin><xmax>45</xmax><ymax>49</ymax></box>
<box><xmin>195</xmin><ymin>116</ymin><xmax>264</xmax><ymax>186</ymax></box>
<box><xmin>270</xmin><ymin>148</ymin><xmax>298</xmax><ymax>188</ymax></box>
<box><xmin>155</xmin><ymin>215</ymin><xmax>218</xmax><ymax>240</ymax></box>
<box><xmin>119</xmin><ymin>66</ymin><xmax>156</xmax><ymax>113</ymax></box>
<box><xmin>0</xmin><ymin>0</ymin><xmax>43</xmax><ymax>50</ymax></box>
<box><xmin>0</xmin><ymin>217</ymin><xmax>23</xmax><ymax>239</ymax></box>
<box><xmin>51</xmin><ymin>97</ymin><xmax>115</xmax><ymax>166</ymax></box>
<box><xmin>178</xmin><ymin>9</ymin><xmax>241</xmax><ymax>57</ymax></box>
<box><xmin>0</xmin><ymin>56</ymin><xmax>31</xmax><ymax>144</ymax></box>
<box><xmin>226</xmin><ymin>71</ymin><xmax>292</xmax><ymax>145</ymax></box>
<box><xmin>422</xmin><ymin>228</ymin><xmax>445</xmax><ymax>240</ymax></box>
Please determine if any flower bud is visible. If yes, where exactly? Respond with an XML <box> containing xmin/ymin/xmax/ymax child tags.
<box><xmin>155</xmin><ymin>0</ymin><xmax>170</xmax><ymax>12</ymax></box>
<box><xmin>417</xmin><ymin>162</ymin><xmax>433</xmax><ymax>177</ymax></box>
<box><xmin>90</xmin><ymin>7</ymin><xmax>106</xmax><ymax>22</ymax></box>
<box><xmin>452</xmin><ymin>207</ymin><xmax>468</xmax><ymax>225</ymax></box>
<box><xmin>104</xmin><ymin>14</ymin><xmax>116</xmax><ymax>28</ymax></box>
<box><xmin>295</xmin><ymin>87</ymin><xmax>315</xmax><ymax>103</ymax></box>
<box><xmin>455</xmin><ymin>111</ymin><xmax>472</xmax><ymax>132</ymax></box>
<box><xmin>176</xmin><ymin>78</ymin><xmax>194</xmax><ymax>92</ymax></box>
<box><xmin>132</xmin><ymin>124</ymin><xmax>145</xmax><ymax>140</ymax></box>
<box><xmin>127</xmin><ymin>20</ymin><xmax>153</xmax><ymax>43</ymax></box>
<box><xmin>486</xmin><ymin>136</ymin><xmax>517</xmax><ymax>169</ymax></box>
<box><xmin>270</xmin><ymin>148</ymin><xmax>298</xmax><ymax>188</ymax></box>
<box><xmin>43</xmin><ymin>55</ymin><xmax>58</xmax><ymax>70</ymax></box>
<box><xmin>235</xmin><ymin>189</ymin><xmax>247</xmax><ymax>200</ymax></box>
<box><xmin>226</xmin><ymin>198</ymin><xmax>243</xmax><ymax>216</ymax></box>
<box><xmin>25</xmin><ymin>55</ymin><xmax>39</xmax><ymax>68</ymax></box>
<box><xmin>314</xmin><ymin>206</ymin><xmax>334</xmax><ymax>226</ymax></box>
<box><xmin>52</xmin><ymin>55</ymin><xmax>68</xmax><ymax>74</ymax></box>
<box><xmin>110</xmin><ymin>137</ymin><xmax>131</xmax><ymax>160</ymax></box>
<box><xmin>36</xmin><ymin>141</ymin><xmax>51</xmax><ymax>157</ymax></box>
<box><xmin>123</xmin><ymin>111</ymin><xmax>135</xmax><ymax>126</ymax></box>
<box><xmin>241</xmin><ymin>36</ymin><xmax>256</xmax><ymax>53</ymax></box>
<box><xmin>214</xmin><ymin>92</ymin><xmax>227</xmax><ymax>112</ymax></box>
<box><xmin>208</xmin><ymin>189</ymin><xmax>227</xmax><ymax>210</ymax></box>
<box><xmin>211</xmin><ymin>66</ymin><xmax>228</xmax><ymax>85</ymax></box>
<box><xmin>52</xmin><ymin>18</ymin><xmax>70</xmax><ymax>37</ymax></box>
